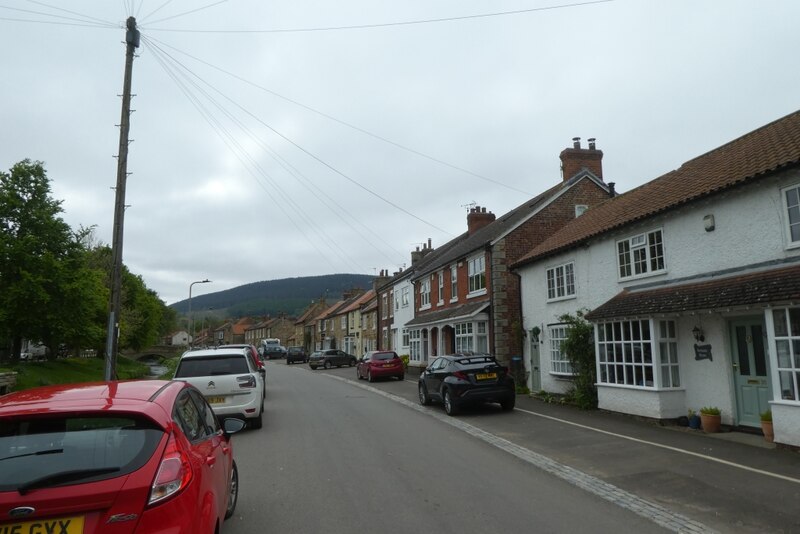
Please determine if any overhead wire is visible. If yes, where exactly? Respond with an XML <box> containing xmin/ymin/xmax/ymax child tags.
<box><xmin>142</xmin><ymin>35</ymin><xmax>370</xmax><ymax>274</ymax></box>
<box><xmin>145</xmin><ymin>0</ymin><xmax>613</xmax><ymax>33</ymax></box>
<box><xmin>140</xmin><ymin>0</ymin><xmax>176</xmax><ymax>23</ymax></box>
<box><xmin>145</xmin><ymin>0</ymin><xmax>228</xmax><ymax>26</ymax></box>
<box><xmin>145</xmin><ymin>34</ymin><xmax>411</xmax><ymax>266</ymax></box>
<box><xmin>0</xmin><ymin>4</ymin><xmax>117</xmax><ymax>28</ymax></box>
<box><xmin>24</xmin><ymin>0</ymin><xmax>118</xmax><ymax>27</ymax></box>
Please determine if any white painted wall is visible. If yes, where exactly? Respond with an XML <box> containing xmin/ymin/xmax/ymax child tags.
<box><xmin>390</xmin><ymin>277</ymin><xmax>415</xmax><ymax>358</ymax></box>
<box><xmin>518</xmin><ymin>168</ymin><xmax>800</xmax><ymax>427</ymax></box>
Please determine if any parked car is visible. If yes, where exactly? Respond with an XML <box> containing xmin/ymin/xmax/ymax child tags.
<box><xmin>308</xmin><ymin>349</ymin><xmax>357</xmax><ymax>370</ymax></box>
<box><xmin>174</xmin><ymin>347</ymin><xmax>265</xmax><ymax>429</ymax></box>
<box><xmin>218</xmin><ymin>343</ymin><xmax>266</xmax><ymax>397</ymax></box>
<box><xmin>286</xmin><ymin>346</ymin><xmax>308</xmax><ymax>364</ymax></box>
<box><xmin>418</xmin><ymin>353</ymin><xmax>516</xmax><ymax>415</ymax></box>
<box><xmin>262</xmin><ymin>345</ymin><xmax>287</xmax><ymax>360</ymax></box>
<box><xmin>0</xmin><ymin>379</ymin><xmax>245</xmax><ymax>533</ymax></box>
<box><xmin>357</xmin><ymin>350</ymin><xmax>405</xmax><ymax>382</ymax></box>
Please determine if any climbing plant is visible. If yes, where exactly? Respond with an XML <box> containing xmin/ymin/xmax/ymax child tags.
<box><xmin>558</xmin><ymin>309</ymin><xmax>597</xmax><ymax>409</ymax></box>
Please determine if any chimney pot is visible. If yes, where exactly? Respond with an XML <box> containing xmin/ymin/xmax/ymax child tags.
<box><xmin>588</xmin><ymin>138</ymin><xmax>596</xmax><ymax>150</ymax></box>
<box><xmin>572</xmin><ymin>137</ymin><xmax>581</xmax><ymax>149</ymax></box>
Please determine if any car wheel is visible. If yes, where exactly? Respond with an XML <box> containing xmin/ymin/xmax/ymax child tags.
<box><xmin>356</xmin><ymin>368</ymin><xmax>362</xmax><ymax>380</ymax></box>
<box><xmin>418</xmin><ymin>383</ymin><xmax>431</xmax><ymax>405</ymax></box>
<box><xmin>349</xmin><ymin>358</ymin><xmax>355</xmax><ymax>367</ymax></box>
<box><xmin>324</xmin><ymin>360</ymin><xmax>332</xmax><ymax>369</ymax></box>
<box><xmin>224</xmin><ymin>461</ymin><xmax>239</xmax><ymax>520</ymax></box>
<box><xmin>444</xmin><ymin>390</ymin><xmax>458</xmax><ymax>416</ymax></box>
<box><xmin>367</xmin><ymin>369</ymin><xmax>374</xmax><ymax>383</ymax></box>
<box><xmin>398</xmin><ymin>373</ymin><xmax>405</xmax><ymax>381</ymax></box>
<box><xmin>501</xmin><ymin>396</ymin><xmax>516</xmax><ymax>411</ymax></box>
<box><xmin>251</xmin><ymin>408</ymin><xmax>263</xmax><ymax>429</ymax></box>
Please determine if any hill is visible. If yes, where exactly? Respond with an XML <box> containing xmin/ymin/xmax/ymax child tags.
<box><xmin>170</xmin><ymin>274</ymin><xmax>374</xmax><ymax>318</ymax></box>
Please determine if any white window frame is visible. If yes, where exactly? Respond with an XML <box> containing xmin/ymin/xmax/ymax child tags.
<box><xmin>419</xmin><ymin>279</ymin><xmax>431</xmax><ymax>310</ymax></box>
<box><xmin>595</xmin><ymin>319</ymin><xmax>681</xmax><ymax>390</ymax></box>
<box><xmin>450</xmin><ymin>264</ymin><xmax>458</xmax><ymax>303</ymax></box>
<box><xmin>549</xmin><ymin>324</ymin><xmax>573</xmax><ymax>375</ymax></box>
<box><xmin>409</xmin><ymin>329</ymin><xmax>421</xmax><ymax>361</ymax></box>
<box><xmin>771</xmin><ymin>308</ymin><xmax>800</xmax><ymax>403</ymax></box>
<box><xmin>437</xmin><ymin>271</ymin><xmax>444</xmax><ymax>305</ymax></box>
<box><xmin>341</xmin><ymin>315</ymin><xmax>346</xmax><ymax>329</ymax></box>
<box><xmin>401</xmin><ymin>286</ymin><xmax>410</xmax><ymax>307</ymax></box>
<box><xmin>616</xmin><ymin>228</ymin><xmax>666</xmax><ymax>281</ymax></box>
<box><xmin>455</xmin><ymin>322</ymin><xmax>474</xmax><ymax>352</ymax></box>
<box><xmin>402</xmin><ymin>328</ymin><xmax>410</xmax><ymax>348</ymax></box>
<box><xmin>467</xmin><ymin>255</ymin><xmax>486</xmax><ymax>296</ymax></box>
<box><xmin>782</xmin><ymin>184</ymin><xmax>800</xmax><ymax>248</ymax></box>
<box><xmin>546</xmin><ymin>261</ymin><xmax>575</xmax><ymax>302</ymax></box>
<box><xmin>476</xmin><ymin>321</ymin><xmax>489</xmax><ymax>353</ymax></box>
<box><xmin>381</xmin><ymin>294</ymin><xmax>388</xmax><ymax>319</ymax></box>
<box><xmin>394</xmin><ymin>289</ymin><xmax>400</xmax><ymax>311</ymax></box>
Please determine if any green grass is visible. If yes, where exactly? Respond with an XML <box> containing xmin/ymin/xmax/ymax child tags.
<box><xmin>5</xmin><ymin>356</ymin><xmax>150</xmax><ymax>392</ymax></box>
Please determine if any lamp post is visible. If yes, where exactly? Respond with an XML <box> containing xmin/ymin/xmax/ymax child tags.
<box><xmin>188</xmin><ymin>279</ymin><xmax>211</xmax><ymax>347</ymax></box>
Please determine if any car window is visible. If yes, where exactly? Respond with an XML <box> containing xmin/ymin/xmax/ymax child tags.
<box><xmin>0</xmin><ymin>415</ymin><xmax>162</xmax><ymax>491</ymax></box>
<box><xmin>372</xmin><ymin>352</ymin><xmax>396</xmax><ymax>361</ymax></box>
<box><xmin>189</xmin><ymin>389</ymin><xmax>220</xmax><ymax>435</ymax></box>
<box><xmin>174</xmin><ymin>354</ymin><xmax>250</xmax><ymax>377</ymax></box>
<box><xmin>174</xmin><ymin>391</ymin><xmax>210</xmax><ymax>442</ymax></box>
<box><xmin>430</xmin><ymin>358</ymin><xmax>446</xmax><ymax>370</ymax></box>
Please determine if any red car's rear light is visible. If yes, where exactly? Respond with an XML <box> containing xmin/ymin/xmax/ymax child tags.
<box><xmin>453</xmin><ymin>371</ymin><xmax>469</xmax><ymax>381</ymax></box>
<box><xmin>237</xmin><ymin>375</ymin><xmax>257</xmax><ymax>388</ymax></box>
<box><xmin>149</xmin><ymin>432</ymin><xmax>192</xmax><ymax>506</ymax></box>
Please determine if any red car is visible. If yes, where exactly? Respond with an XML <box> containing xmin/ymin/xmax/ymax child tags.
<box><xmin>356</xmin><ymin>350</ymin><xmax>405</xmax><ymax>382</ymax></box>
<box><xmin>0</xmin><ymin>380</ymin><xmax>244</xmax><ymax>533</ymax></box>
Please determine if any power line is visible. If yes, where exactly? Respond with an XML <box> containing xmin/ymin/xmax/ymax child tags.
<box><xmin>145</xmin><ymin>0</ymin><xmax>228</xmax><ymax>26</ymax></box>
<box><xmin>24</xmin><ymin>0</ymin><xmax>118</xmax><ymax>26</ymax></box>
<box><xmin>145</xmin><ymin>0</ymin><xmax>613</xmax><ymax>33</ymax></box>
<box><xmin>0</xmin><ymin>5</ymin><xmax>116</xmax><ymax>28</ymax></box>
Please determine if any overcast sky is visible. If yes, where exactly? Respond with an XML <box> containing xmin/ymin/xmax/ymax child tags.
<box><xmin>2</xmin><ymin>0</ymin><xmax>798</xmax><ymax>305</ymax></box>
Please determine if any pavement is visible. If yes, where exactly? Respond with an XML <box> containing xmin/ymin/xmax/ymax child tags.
<box><xmin>394</xmin><ymin>365</ymin><xmax>800</xmax><ymax>533</ymax></box>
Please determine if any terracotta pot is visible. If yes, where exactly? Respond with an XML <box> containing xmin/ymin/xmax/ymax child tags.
<box><xmin>700</xmin><ymin>413</ymin><xmax>721</xmax><ymax>433</ymax></box>
<box><xmin>761</xmin><ymin>420</ymin><xmax>774</xmax><ymax>443</ymax></box>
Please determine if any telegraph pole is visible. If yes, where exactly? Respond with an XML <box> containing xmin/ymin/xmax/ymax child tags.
<box><xmin>105</xmin><ymin>17</ymin><xmax>140</xmax><ymax>381</ymax></box>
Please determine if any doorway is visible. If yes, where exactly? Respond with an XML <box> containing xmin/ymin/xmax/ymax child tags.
<box><xmin>729</xmin><ymin>317</ymin><xmax>771</xmax><ymax>427</ymax></box>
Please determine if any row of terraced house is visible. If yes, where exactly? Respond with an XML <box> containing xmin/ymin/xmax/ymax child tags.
<box><xmin>298</xmin><ymin>111</ymin><xmax>800</xmax><ymax>449</ymax></box>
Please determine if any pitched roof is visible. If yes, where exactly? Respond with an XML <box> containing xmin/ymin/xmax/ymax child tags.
<box><xmin>514</xmin><ymin>110</ymin><xmax>800</xmax><ymax>268</ymax></box>
<box><xmin>412</xmin><ymin>171</ymin><xmax>606</xmax><ymax>281</ymax></box>
<box><xmin>585</xmin><ymin>263</ymin><xmax>800</xmax><ymax>321</ymax></box>
<box><xmin>406</xmin><ymin>301</ymin><xmax>490</xmax><ymax>326</ymax></box>
<box><xmin>340</xmin><ymin>289</ymin><xmax>375</xmax><ymax>313</ymax></box>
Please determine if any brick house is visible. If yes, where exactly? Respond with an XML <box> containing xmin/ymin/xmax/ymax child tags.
<box><xmin>293</xmin><ymin>299</ymin><xmax>329</xmax><ymax>352</ymax></box>
<box><xmin>406</xmin><ymin>139</ymin><xmax>613</xmax><ymax>366</ymax></box>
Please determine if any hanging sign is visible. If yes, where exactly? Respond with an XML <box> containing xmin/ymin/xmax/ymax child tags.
<box><xmin>694</xmin><ymin>344</ymin><xmax>712</xmax><ymax>361</ymax></box>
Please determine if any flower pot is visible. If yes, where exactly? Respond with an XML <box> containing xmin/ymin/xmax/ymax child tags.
<box><xmin>700</xmin><ymin>413</ymin><xmax>721</xmax><ymax>433</ymax></box>
<box><xmin>688</xmin><ymin>414</ymin><xmax>701</xmax><ymax>429</ymax></box>
<box><xmin>761</xmin><ymin>420</ymin><xmax>774</xmax><ymax>443</ymax></box>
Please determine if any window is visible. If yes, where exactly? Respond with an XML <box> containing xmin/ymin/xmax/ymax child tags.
<box><xmin>784</xmin><ymin>185</ymin><xmax>800</xmax><ymax>244</ymax></box>
<box><xmin>341</xmin><ymin>315</ymin><xmax>346</xmax><ymax>329</ymax></box>
<box><xmin>658</xmin><ymin>320</ymin><xmax>680</xmax><ymax>388</ymax></box>
<box><xmin>575</xmin><ymin>204</ymin><xmax>588</xmax><ymax>217</ymax></box>
<box><xmin>549</xmin><ymin>325</ymin><xmax>573</xmax><ymax>375</ymax></box>
<box><xmin>402</xmin><ymin>328</ymin><xmax>410</xmax><ymax>348</ymax></box>
<box><xmin>617</xmin><ymin>229</ymin><xmax>665</xmax><ymax>279</ymax></box>
<box><xmin>420</xmin><ymin>279</ymin><xmax>431</xmax><ymax>308</ymax></box>
<box><xmin>596</xmin><ymin>319</ymin><xmax>680</xmax><ymax>389</ymax></box>
<box><xmin>409</xmin><ymin>330</ymin><xmax>421</xmax><ymax>361</ymax></box>
<box><xmin>772</xmin><ymin>308</ymin><xmax>800</xmax><ymax>401</ymax></box>
<box><xmin>438</xmin><ymin>271</ymin><xmax>444</xmax><ymax>304</ymax></box>
<box><xmin>401</xmin><ymin>286</ymin><xmax>410</xmax><ymax>307</ymax></box>
<box><xmin>476</xmin><ymin>321</ymin><xmax>488</xmax><ymax>353</ymax></box>
<box><xmin>394</xmin><ymin>289</ymin><xmax>400</xmax><ymax>311</ymax></box>
<box><xmin>381</xmin><ymin>294</ymin><xmax>388</xmax><ymax>319</ymax></box>
<box><xmin>546</xmin><ymin>262</ymin><xmax>575</xmax><ymax>301</ymax></box>
<box><xmin>455</xmin><ymin>322</ymin><xmax>474</xmax><ymax>352</ymax></box>
<box><xmin>468</xmin><ymin>256</ymin><xmax>486</xmax><ymax>294</ymax></box>
<box><xmin>450</xmin><ymin>265</ymin><xmax>458</xmax><ymax>302</ymax></box>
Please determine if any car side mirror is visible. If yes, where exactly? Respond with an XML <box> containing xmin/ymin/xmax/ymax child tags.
<box><xmin>222</xmin><ymin>417</ymin><xmax>246</xmax><ymax>437</ymax></box>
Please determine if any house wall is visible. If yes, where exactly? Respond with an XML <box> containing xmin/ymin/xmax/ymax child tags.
<box><xmin>390</xmin><ymin>277</ymin><xmax>414</xmax><ymax>357</ymax></box>
<box><xmin>519</xmin><ymin>168</ymin><xmax>800</xmax><ymax>422</ymax></box>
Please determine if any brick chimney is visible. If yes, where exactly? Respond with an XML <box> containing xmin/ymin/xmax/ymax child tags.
<box><xmin>559</xmin><ymin>137</ymin><xmax>603</xmax><ymax>181</ymax></box>
<box><xmin>467</xmin><ymin>206</ymin><xmax>496</xmax><ymax>235</ymax></box>
<box><xmin>410</xmin><ymin>239</ymin><xmax>434</xmax><ymax>266</ymax></box>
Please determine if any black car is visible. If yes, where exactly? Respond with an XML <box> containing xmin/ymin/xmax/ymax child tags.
<box><xmin>308</xmin><ymin>349</ymin><xmax>357</xmax><ymax>370</ymax></box>
<box><xmin>286</xmin><ymin>346</ymin><xmax>308</xmax><ymax>364</ymax></box>
<box><xmin>418</xmin><ymin>353</ymin><xmax>516</xmax><ymax>415</ymax></box>
<box><xmin>263</xmin><ymin>345</ymin><xmax>287</xmax><ymax>360</ymax></box>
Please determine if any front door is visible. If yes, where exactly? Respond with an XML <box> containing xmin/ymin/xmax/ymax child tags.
<box><xmin>530</xmin><ymin>336</ymin><xmax>541</xmax><ymax>392</ymax></box>
<box><xmin>730</xmin><ymin>318</ymin><xmax>771</xmax><ymax>427</ymax></box>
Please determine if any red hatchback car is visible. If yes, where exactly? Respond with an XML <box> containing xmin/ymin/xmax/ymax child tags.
<box><xmin>356</xmin><ymin>351</ymin><xmax>405</xmax><ymax>382</ymax></box>
<box><xmin>0</xmin><ymin>380</ymin><xmax>244</xmax><ymax>534</ymax></box>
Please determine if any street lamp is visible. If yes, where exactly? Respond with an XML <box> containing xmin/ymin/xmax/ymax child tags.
<box><xmin>188</xmin><ymin>279</ymin><xmax>211</xmax><ymax>346</ymax></box>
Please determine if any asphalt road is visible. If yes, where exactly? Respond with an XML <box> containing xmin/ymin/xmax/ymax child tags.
<box><xmin>222</xmin><ymin>361</ymin><xmax>668</xmax><ymax>534</ymax></box>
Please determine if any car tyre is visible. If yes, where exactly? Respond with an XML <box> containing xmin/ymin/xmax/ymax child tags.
<box><xmin>444</xmin><ymin>390</ymin><xmax>458</xmax><ymax>416</ymax></box>
<box><xmin>324</xmin><ymin>360</ymin><xmax>332</xmax><ymax>369</ymax></box>
<box><xmin>251</xmin><ymin>406</ymin><xmax>263</xmax><ymax>429</ymax></box>
<box><xmin>225</xmin><ymin>461</ymin><xmax>239</xmax><ymax>520</ymax></box>
<box><xmin>367</xmin><ymin>369</ymin><xmax>374</xmax><ymax>383</ymax></box>
<box><xmin>418</xmin><ymin>383</ymin><xmax>431</xmax><ymax>405</ymax></box>
<box><xmin>398</xmin><ymin>373</ymin><xmax>405</xmax><ymax>381</ymax></box>
<box><xmin>501</xmin><ymin>396</ymin><xmax>516</xmax><ymax>411</ymax></box>
<box><xmin>349</xmin><ymin>358</ymin><xmax>356</xmax><ymax>367</ymax></box>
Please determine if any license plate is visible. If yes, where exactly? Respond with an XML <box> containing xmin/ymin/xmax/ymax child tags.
<box><xmin>382</xmin><ymin>364</ymin><xmax>394</xmax><ymax>368</ymax></box>
<box><xmin>476</xmin><ymin>372</ymin><xmax>497</xmax><ymax>380</ymax></box>
<box><xmin>2</xmin><ymin>516</ymin><xmax>84</xmax><ymax>533</ymax></box>
<box><xmin>207</xmin><ymin>396</ymin><xmax>225</xmax><ymax>404</ymax></box>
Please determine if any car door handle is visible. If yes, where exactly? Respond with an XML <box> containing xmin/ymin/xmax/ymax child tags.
<box><xmin>206</xmin><ymin>456</ymin><xmax>217</xmax><ymax>467</ymax></box>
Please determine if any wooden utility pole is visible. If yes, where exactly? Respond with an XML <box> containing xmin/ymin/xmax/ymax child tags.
<box><xmin>105</xmin><ymin>17</ymin><xmax>139</xmax><ymax>381</ymax></box>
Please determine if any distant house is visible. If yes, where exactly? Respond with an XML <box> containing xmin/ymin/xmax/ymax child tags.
<box><xmin>293</xmin><ymin>300</ymin><xmax>329</xmax><ymax>352</ymax></box>
<box><xmin>170</xmin><ymin>330</ymin><xmax>190</xmax><ymax>346</ymax></box>
<box><xmin>407</xmin><ymin>139</ymin><xmax>613</xmax><ymax>365</ymax></box>
<box><xmin>513</xmin><ymin>110</ymin><xmax>800</xmax><ymax>448</ymax></box>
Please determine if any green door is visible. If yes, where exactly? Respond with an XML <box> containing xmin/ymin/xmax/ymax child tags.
<box><xmin>730</xmin><ymin>318</ymin><xmax>771</xmax><ymax>427</ymax></box>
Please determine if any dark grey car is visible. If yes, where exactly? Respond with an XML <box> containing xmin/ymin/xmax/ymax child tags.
<box><xmin>308</xmin><ymin>349</ymin><xmax>357</xmax><ymax>370</ymax></box>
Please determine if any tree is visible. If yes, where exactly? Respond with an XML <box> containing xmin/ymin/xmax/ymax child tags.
<box><xmin>558</xmin><ymin>310</ymin><xmax>598</xmax><ymax>409</ymax></box>
<box><xmin>0</xmin><ymin>160</ymin><xmax>106</xmax><ymax>360</ymax></box>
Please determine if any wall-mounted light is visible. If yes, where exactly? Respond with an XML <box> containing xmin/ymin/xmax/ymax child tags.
<box><xmin>692</xmin><ymin>326</ymin><xmax>705</xmax><ymax>343</ymax></box>
<box><xmin>703</xmin><ymin>214</ymin><xmax>715</xmax><ymax>232</ymax></box>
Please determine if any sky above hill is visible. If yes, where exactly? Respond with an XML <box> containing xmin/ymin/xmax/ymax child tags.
<box><xmin>1</xmin><ymin>0</ymin><xmax>798</xmax><ymax>304</ymax></box>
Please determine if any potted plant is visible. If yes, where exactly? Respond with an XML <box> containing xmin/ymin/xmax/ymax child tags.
<box><xmin>699</xmin><ymin>406</ymin><xmax>721</xmax><ymax>433</ymax></box>
<box><xmin>687</xmin><ymin>409</ymin><xmax>702</xmax><ymax>430</ymax></box>
<box><xmin>760</xmin><ymin>409</ymin><xmax>774</xmax><ymax>443</ymax></box>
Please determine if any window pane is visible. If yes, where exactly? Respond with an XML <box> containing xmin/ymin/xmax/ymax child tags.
<box><xmin>671</xmin><ymin>366</ymin><xmax>680</xmax><ymax>387</ymax></box>
<box><xmin>791</xmin><ymin>309</ymin><xmax>800</xmax><ymax>336</ymax></box>
<box><xmin>786</xmin><ymin>187</ymin><xmax>800</xmax><ymax>208</ymax></box>
<box><xmin>780</xmin><ymin>371</ymin><xmax>796</xmax><ymax>400</ymax></box>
